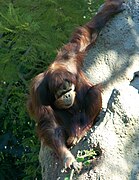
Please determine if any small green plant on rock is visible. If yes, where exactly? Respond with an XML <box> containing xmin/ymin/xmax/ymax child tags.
<box><xmin>64</xmin><ymin>145</ymin><xmax>102</xmax><ymax>180</ymax></box>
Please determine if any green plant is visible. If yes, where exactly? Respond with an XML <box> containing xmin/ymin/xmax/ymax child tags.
<box><xmin>64</xmin><ymin>148</ymin><xmax>100</xmax><ymax>180</ymax></box>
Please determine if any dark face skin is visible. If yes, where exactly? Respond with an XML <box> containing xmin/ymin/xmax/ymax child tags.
<box><xmin>54</xmin><ymin>80</ymin><xmax>76</xmax><ymax>109</ymax></box>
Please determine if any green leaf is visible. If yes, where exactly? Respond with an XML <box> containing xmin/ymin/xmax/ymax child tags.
<box><xmin>64</xmin><ymin>176</ymin><xmax>70</xmax><ymax>180</ymax></box>
<box><xmin>83</xmin><ymin>160</ymin><xmax>91</xmax><ymax>166</ymax></box>
<box><xmin>77</xmin><ymin>157</ymin><xmax>84</xmax><ymax>162</ymax></box>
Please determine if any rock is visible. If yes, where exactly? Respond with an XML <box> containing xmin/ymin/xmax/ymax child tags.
<box><xmin>77</xmin><ymin>86</ymin><xmax>139</xmax><ymax>180</ymax></box>
<box><xmin>84</xmin><ymin>0</ymin><xmax>139</xmax><ymax>108</ymax></box>
<box><xmin>39</xmin><ymin>0</ymin><xmax>139</xmax><ymax>179</ymax></box>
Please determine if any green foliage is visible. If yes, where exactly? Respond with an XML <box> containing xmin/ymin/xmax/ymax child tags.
<box><xmin>77</xmin><ymin>149</ymin><xmax>97</xmax><ymax>165</ymax></box>
<box><xmin>64</xmin><ymin>149</ymin><xmax>99</xmax><ymax>180</ymax></box>
<box><xmin>0</xmin><ymin>0</ymin><xmax>103</xmax><ymax>179</ymax></box>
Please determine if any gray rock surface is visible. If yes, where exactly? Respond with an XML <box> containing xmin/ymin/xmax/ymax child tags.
<box><xmin>39</xmin><ymin>0</ymin><xmax>139</xmax><ymax>179</ymax></box>
<box><xmin>84</xmin><ymin>0</ymin><xmax>139</xmax><ymax>108</ymax></box>
<box><xmin>78</xmin><ymin>86</ymin><xmax>139</xmax><ymax>180</ymax></box>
